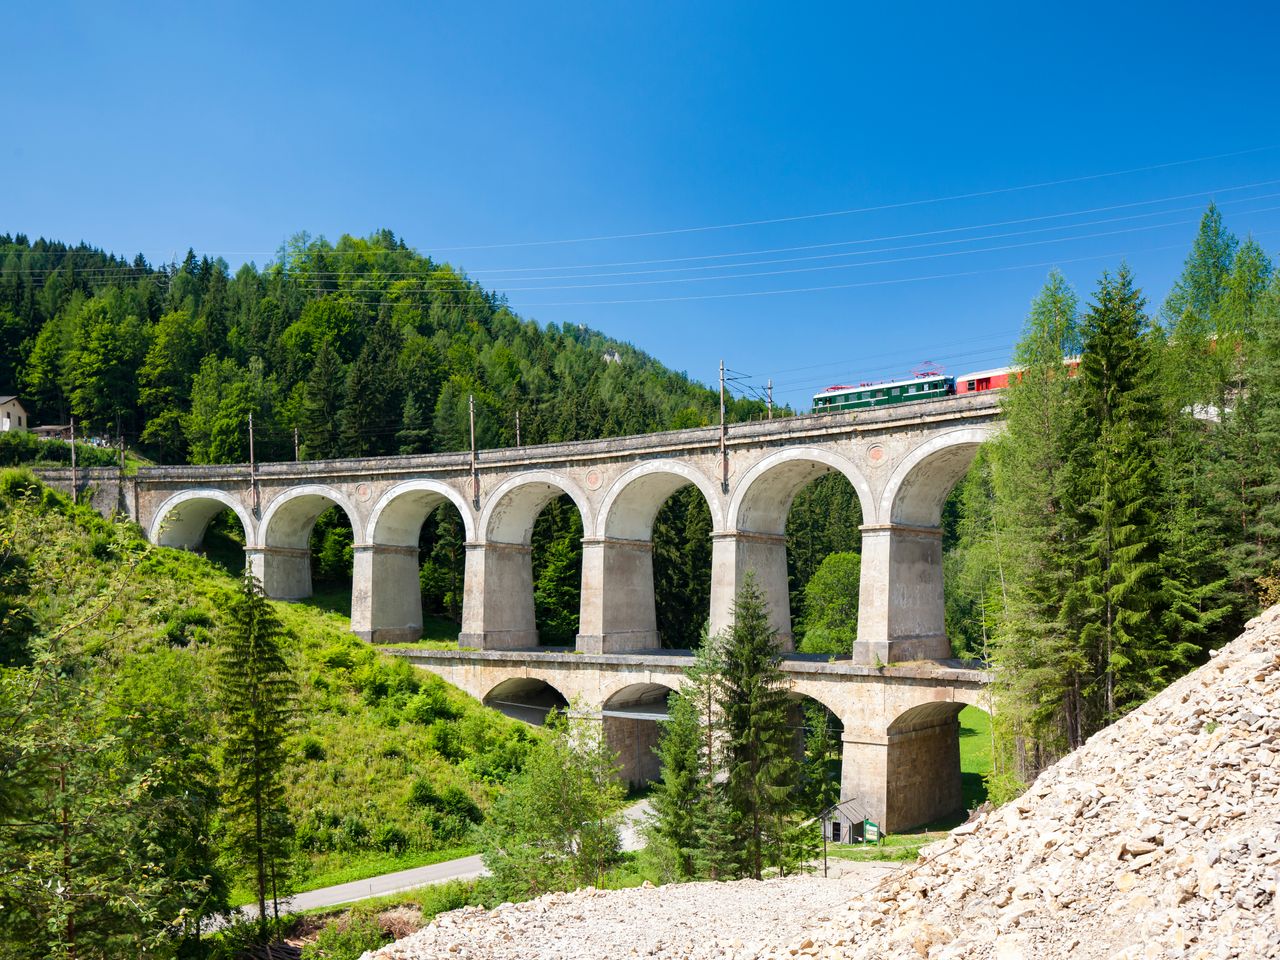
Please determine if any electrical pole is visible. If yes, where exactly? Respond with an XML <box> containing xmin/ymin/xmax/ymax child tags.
<box><xmin>767</xmin><ymin>379</ymin><xmax>774</xmax><ymax>419</ymax></box>
<box><xmin>294</xmin><ymin>426</ymin><xmax>300</xmax><ymax>462</ymax></box>
<box><xmin>719</xmin><ymin>360</ymin><xmax>728</xmax><ymax>492</ymax></box>
<box><xmin>69</xmin><ymin>417</ymin><xmax>77</xmax><ymax>501</ymax></box>
<box><xmin>469</xmin><ymin>394</ymin><xmax>479</xmax><ymax>507</ymax></box>
<box><xmin>515</xmin><ymin>408</ymin><xmax>521</xmax><ymax>447</ymax></box>
<box><xmin>248</xmin><ymin>412</ymin><xmax>259</xmax><ymax>517</ymax></box>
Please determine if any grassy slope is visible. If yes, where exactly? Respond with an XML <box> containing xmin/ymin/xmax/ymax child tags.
<box><xmin>1</xmin><ymin>476</ymin><xmax>535</xmax><ymax>899</ymax></box>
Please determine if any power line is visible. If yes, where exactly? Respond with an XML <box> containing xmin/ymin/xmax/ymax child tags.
<box><xmin>513</xmin><ymin>231</ymin><xmax>1280</xmax><ymax>307</ymax></box>
<box><xmin>420</xmin><ymin>144</ymin><xmax>1280</xmax><ymax>251</ymax></box>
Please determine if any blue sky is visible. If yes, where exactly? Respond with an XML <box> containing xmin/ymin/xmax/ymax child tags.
<box><xmin>5</xmin><ymin>2</ymin><xmax>1280</xmax><ymax>411</ymax></box>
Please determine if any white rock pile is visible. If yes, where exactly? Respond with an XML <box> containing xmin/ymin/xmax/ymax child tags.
<box><xmin>364</xmin><ymin>870</ymin><xmax>895</xmax><ymax>960</ymax></box>
<box><xmin>770</xmin><ymin>604</ymin><xmax>1280</xmax><ymax>960</ymax></box>
<box><xmin>368</xmin><ymin>605</ymin><xmax>1280</xmax><ymax>960</ymax></box>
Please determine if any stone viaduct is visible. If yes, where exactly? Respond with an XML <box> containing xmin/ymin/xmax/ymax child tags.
<box><xmin>42</xmin><ymin>392</ymin><xmax>1000</xmax><ymax>831</ymax></box>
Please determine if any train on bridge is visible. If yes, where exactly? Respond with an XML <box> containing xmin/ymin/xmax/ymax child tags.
<box><xmin>812</xmin><ymin>359</ymin><xmax>1080</xmax><ymax>413</ymax></box>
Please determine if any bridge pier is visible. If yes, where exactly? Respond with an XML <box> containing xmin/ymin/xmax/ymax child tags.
<box><xmin>854</xmin><ymin>523</ymin><xmax>948</xmax><ymax>665</ymax></box>
<box><xmin>351</xmin><ymin>543</ymin><xmax>423</xmax><ymax>643</ymax></box>
<box><xmin>709</xmin><ymin>531</ymin><xmax>794</xmax><ymax>650</ymax></box>
<box><xmin>247</xmin><ymin>545</ymin><xmax>313</xmax><ymax>600</ymax></box>
<box><xmin>460</xmin><ymin>541</ymin><xmax>540</xmax><ymax>649</ymax></box>
<box><xmin>577</xmin><ymin>536</ymin><xmax>661</xmax><ymax>653</ymax></box>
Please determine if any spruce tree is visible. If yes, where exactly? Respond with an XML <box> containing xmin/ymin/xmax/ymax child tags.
<box><xmin>648</xmin><ymin>691</ymin><xmax>706</xmax><ymax>880</ymax></box>
<box><xmin>1066</xmin><ymin>266</ymin><xmax>1185</xmax><ymax>721</ymax></box>
<box><xmin>299</xmin><ymin>337</ymin><xmax>343</xmax><ymax>459</ymax></box>
<box><xmin>719</xmin><ymin>573</ymin><xmax>798</xmax><ymax>879</ymax></box>
<box><xmin>215</xmin><ymin>573</ymin><xmax>298</xmax><ymax>932</ymax></box>
<box><xmin>989</xmin><ymin>271</ymin><xmax>1086</xmax><ymax>764</ymax></box>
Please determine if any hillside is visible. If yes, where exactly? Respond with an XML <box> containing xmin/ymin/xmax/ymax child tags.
<box><xmin>0</xmin><ymin>231</ymin><xmax>770</xmax><ymax>465</ymax></box>
<box><xmin>367</xmin><ymin>605</ymin><xmax>1280</xmax><ymax>960</ymax></box>
<box><xmin>0</xmin><ymin>471</ymin><xmax>536</xmax><ymax>946</ymax></box>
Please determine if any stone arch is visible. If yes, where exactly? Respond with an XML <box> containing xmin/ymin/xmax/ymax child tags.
<box><xmin>601</xmin><ymin>681</ymin><xmax>680</xmax><ymax>787</ymax></box>
<box><xmin>256</xmin><ymin>485</ymin><xmax>362</xmax><ymax>602</ymax></box>
<box><xmin>482</xmin><ymin>676</ymin><xmax>571</xmax><ymax>725</ymax></box>
<box><xmin>368</xmin><ymin>479</ymin><xmax>476</xmax><ymax>546</ymax></box>
<box><xmin>879</xmin><ymin>426</ymin><xmax>996</xmax><ymax>527</ymax></box>
<box><xmin>354</xmin><ymin>480</ymin><xmax>476</xmax><ymax>644</ymax></box>
<box><xmin>728</xmin><ymin>446</ymin><xmax>874</xmax><ymax>536</ymax></box>
<box><xmin>480</xmin><ymin>470</ymin><xmax>592</xmax><ymax>545</ymax></box>
<box><xmin>786</xmin><ymin>678</ymin><xmax>855</xmax><ymax>729</ymax></box>
<box><xmin>596</xmin><ymin>460</ymin><xmax>723</xmax><ymax>539</ymax></box>
<box><xmin>148</xmin><ymin>489</ymin><xmax>255</xmax><ymax>551</ymax></box>
<box><xmin>260</xmin><ymin>484</ymin><xmax>363</xmax><ymax>549</ymax></box>
<box><xmin>716</xmin><ymin>447</ymin><xmax>873</xmax><ymax>648</ymax></box>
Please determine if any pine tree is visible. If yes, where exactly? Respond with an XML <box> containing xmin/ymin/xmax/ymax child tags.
<box><xmin>300</xmin><ymin>337</ymin><xmax>344</xmax><ymax>460</ymax></box>
<box><xmin>648</xmin><ymin>692</ymin><xmax>706</xmax><ymax>880</ymax></box>
<box><xmin>1066</xmin><ymin>266</ymin><xmax>1184</xmax><ymax>720</ymax></box>
<box><xmin>719</xmin><ymin>573</ymin><xmax>798</xmax><ymax>879</ymax></box>
<box><xmin>989</xmin><ymin>271</ymin><xmax>1085</xmax><ymax>766</ymax></box>
<box><xmin>214</xmin><ymin>573</ymin><xmax>298</xmax><ymax>933</ymax></box>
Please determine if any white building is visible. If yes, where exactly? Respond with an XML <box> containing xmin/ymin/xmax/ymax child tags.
<box><xmin>0</xmin><ymin>396</ymin><xmax>29</xmax><ymax>433</ymax></box>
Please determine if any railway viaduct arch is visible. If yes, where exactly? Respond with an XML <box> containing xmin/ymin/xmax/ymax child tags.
<box><xmin>43</xmin><ymin>392</ymin><xmax>1000</xmax><ymax>830</ymax></box>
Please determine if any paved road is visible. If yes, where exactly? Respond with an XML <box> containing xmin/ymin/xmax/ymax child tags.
<box><xmin>243</xmin><ymin>798</ymin><xmax>653</xmax><ymax>917</ymax></box>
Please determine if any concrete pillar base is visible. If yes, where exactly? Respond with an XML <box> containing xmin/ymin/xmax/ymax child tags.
<box><xmin>577</xmin><ymin>537</ymin><xmax>663</xmax><ymax>653</ymax></box>
<box><xmin>458</xmin><ymin>630</ymin><xmax>541</xmax><ymax>650</ymax></box>
<box><xmin>351</xmin><ymin>543</ymin><xmax>424</xmax><ymax>645</ymax></box>
<box><xmin>710</xmin><ymin>531</ymin><xmax>794</xmax><ymax>646</ymax></box>
<box><xmin>461</xmin><ymin>541</ymin><xmax>539</xmax><ymax>649</ymax></box>
<box><xmin>248</xmin><ymin>545</ymin><xmax>312</xmax><ymax>600</ymax></box>
<box><xmin>852</xmin><ymin>633</ymin><xmax>950</xmax><ymax>666</ymax></box>
<box><xmin>576</xmin><ymin>630</ymin><xmax>661</xmax><ymax>654</ymax></box>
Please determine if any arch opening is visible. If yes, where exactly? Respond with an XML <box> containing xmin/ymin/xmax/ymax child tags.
<box><xmin>482</xmin><ymin>677</ymin><xmax>570</xmax><ymax>726</ymax></box>
<box><xmin>531</xmin><ymin>495</ymin><xmax>584</xmax><ymax>645</ymax></box>
<box><xmin>364</xmin><ymin>482</ymin><xmax>473</xmax><ymax>644</ymax></box>
<box><xmin>788</xmin><ymin>693</ymin><xmax>845</xmax><ymax>817</ymax></box>
<box><xmin>583</xmin><ymin>463</ymin><xmax>719</xmax><ymax>653</ymax></box>
<box><xmin>722</xmin><ymin>450</ymin><xmax>871</xmax><ymax>654</ymax></box>
<box><xmin>602</xmin><ymin>682</ymin><xmax>678</xmax><ymax>788</ymax></box>
<box><xmin>259</xmin><ymin>489</ymin><xmax>360</xmax><ymax>615</ymax></box>
<box><xmin>881</xmin><ymin>700</ymin><xmax>993</xmax><ymax>831</ymax></box>
<box><xmin>470</xmin><ymin>474</ymin><xmax>588</xmax><ymax>650</ymax></box>
<box><xmin>150</xmin><ymin>491</ymin><xmax>253</xmax><ymax>558</ymax></box>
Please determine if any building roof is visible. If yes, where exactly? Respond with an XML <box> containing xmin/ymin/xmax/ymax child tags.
<box><xmin>0</xmin><ymin>396</ymin><xmax>19</xmax><ymax>405</ymax></box>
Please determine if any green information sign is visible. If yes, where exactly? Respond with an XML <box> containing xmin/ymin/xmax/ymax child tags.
<box><xmin>863</xmin><ymin>819</ymin><xmax>881</xmax><ymax>843</ymax></box>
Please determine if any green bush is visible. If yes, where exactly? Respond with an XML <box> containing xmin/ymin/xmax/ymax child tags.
<box><xmin>373</xmin><ymin>823</ymin><xmax>410</xmax><ymax>854</ymax></box>
<box><xmin>407</xmin><ymin>777</ymin><xmax>439</xmax><ymax>808</ymax></box>
<box><xmin>300</xmin><ymin>912</ymin><xmax>388</xmax><ymax>960</ymax></box>
<box><xmin>437</xmin><ymin>784</ymin><xmax>483</xmax><ymax>824</ymax></box>
<box><xmin>163</xmin><ymin>608</ymin><xmax>215</xmax><ymax>647</ymax></box>
<box><xmin>299</xmin><ymin>735</ymin><xmax>327</xmax><ymax>761</ymax></box>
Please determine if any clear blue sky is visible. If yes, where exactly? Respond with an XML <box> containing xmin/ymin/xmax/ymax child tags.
<box><xmin>6</xmin><ymin>1</ymin><xmax>1280</xmax><ymax>411</ymax></box>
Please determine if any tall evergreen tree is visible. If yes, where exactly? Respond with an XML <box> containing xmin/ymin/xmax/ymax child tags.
<box><xmin>1066</xmin><ymin>266</ymin><xmax>1184</xmax><ymax>721</ymax></box>
<box><xmin>989</xmin><ymin>271</ymin><xmax>1085</xmax><ymax>765</ymax></box>
<box><xmin>214</xmin><ymin>573</ymin><xmax>298</xmax><ymax>932</ymax></box>
<box><xmin>719</xmin><ymin>573</ymin><xmax>798</xmax><ymax>879</ymax></box>
<box><xmin>299</xmin><ymin>337</ymin><xmax>344</xmax><ymax>460</ymax></box>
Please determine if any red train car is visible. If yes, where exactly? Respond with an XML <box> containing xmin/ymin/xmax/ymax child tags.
<box><xmin>953</xmin><ymin>367</ymin><xmax>1014</xmax><ymax>394</ymax></box>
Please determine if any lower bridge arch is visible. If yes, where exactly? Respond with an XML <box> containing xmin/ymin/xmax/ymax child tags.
<box><xmin>601</xmin><ymin>682</ymin><xmax>679</xmax><ymax>788</ymax></box>
<box><xmin>482</xmin><ymin>676</ymin><xmax>571</xmax><ymax>725</ymax></box>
